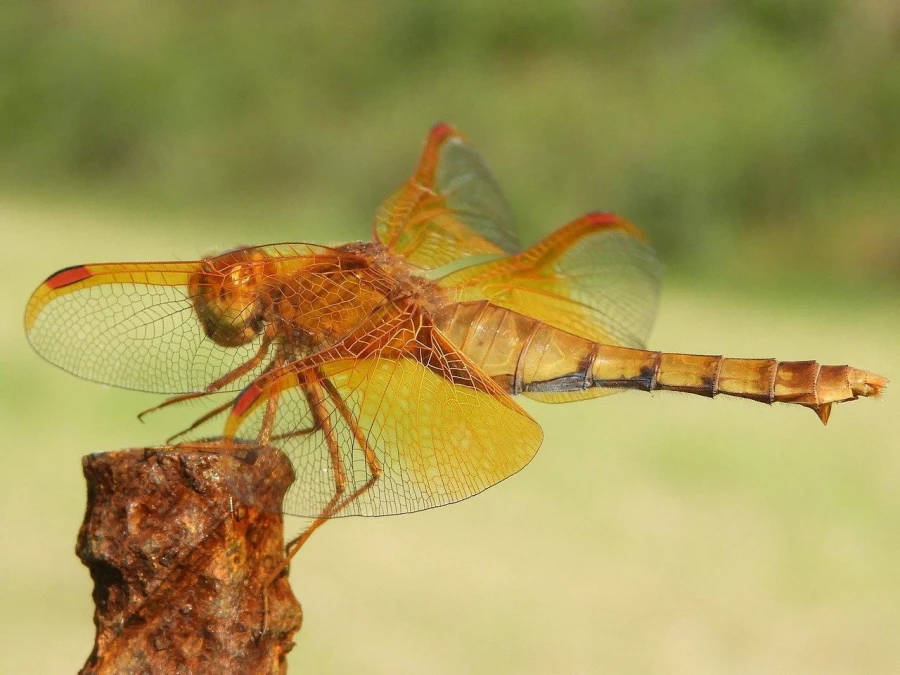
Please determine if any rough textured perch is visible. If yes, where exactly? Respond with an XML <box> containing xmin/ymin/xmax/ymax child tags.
<box><xmin>76</xmin><ymin>446</ymin><xmax>302</xmax><ymax>675</ymax></box>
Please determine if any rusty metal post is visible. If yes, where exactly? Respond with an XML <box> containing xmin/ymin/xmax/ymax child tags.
<box><xmin>76</xmin><ymin>447</ymin><xmax>302</xmax><ymax>675</ymax></box>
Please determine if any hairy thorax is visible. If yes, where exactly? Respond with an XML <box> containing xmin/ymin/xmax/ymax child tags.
<box><xmin>272</xmin><ymin>242</ymin><xmax>446</xmax><ymax>357</ymax></box>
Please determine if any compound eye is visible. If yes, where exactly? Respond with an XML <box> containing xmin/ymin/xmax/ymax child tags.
<box><xmin>189</xmin><ymin>250</ymin><xmax>271</xmax><ymax>347</ymax></box>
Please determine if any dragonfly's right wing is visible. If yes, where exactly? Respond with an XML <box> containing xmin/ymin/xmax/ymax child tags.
<box><xmin>440</xmin><ymin>212</ymin><xmax>662</xmax><ymax>349</ymax></box>
<box><xmin>222</xmin><ymin>310</ymin><xmax>543</xmax><ymax>517</ymax></box>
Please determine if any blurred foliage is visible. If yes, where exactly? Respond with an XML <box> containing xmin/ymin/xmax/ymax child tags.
<box><xmin>1</xmin><ymin>0</ymin><xmax>898</xmax><ymax>284</ymax></box>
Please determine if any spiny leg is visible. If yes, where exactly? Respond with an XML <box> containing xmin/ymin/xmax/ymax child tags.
<box><xmin>138</xmin><ymin>330</ymin><xmax>274</xmax><ymax>422</ymax></box>
<box><xmin>164</xmin><ymin>350</ymin><xmax>281</xmax><ymax>445</ymax></box>
<box><xmin>270</xmin><ymin>420</ymin><xmax>322</xmax><ymax>443</ymax></box>
<box><xmin>272</xmin><ymin>376</ymin><xmax>383</xmax><ymax>580</ymax></box>
<box><xmin>165</xmin><ymin>398</ymin><xmax>234</xmax><ymax>444</ymax></box>
<box><xmin>260</xmin><ymin>373</ymin><xmax>346</xmax><ymax>633</ymax></box>
<box><xmin>320</xmin><ymin>378</ymin><xmax>383</xmax><ymax>516</ymax></box>
<box><xmin>167</xmin><ymin>345</ymin><xmax>283</xmax><ymax>446</ymax></box>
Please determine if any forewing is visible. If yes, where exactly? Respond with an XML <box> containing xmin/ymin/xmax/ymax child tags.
<box><xmin>440</xmin><ymin>212</ymin><xmax>662</xmax><ymax>349</ymax></box>
<box><xmin>224</xmin><ymin>319</ymin><xmax>543</xmax><ymax>517</ymax></box>
<box><xmin>374</xmin><ymin>122</ymin><xmax>521</xmax><ymax>270</ymax></box>
<box><xmin>24</xmin><ymin>243</ymin><xmax>332</xmax><ymax>394</ymax></box>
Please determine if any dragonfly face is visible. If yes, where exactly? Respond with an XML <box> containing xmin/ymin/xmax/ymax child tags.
<box><xmin>189</xmin><ymin>248</ymin><xmax>274</xmax><ymax>348</ymax></box>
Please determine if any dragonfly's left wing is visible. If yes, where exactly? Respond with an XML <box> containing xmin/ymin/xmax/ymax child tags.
<box><xmin>24</xmin><ymin>243</ymin><xmax>338</xmax><ymax>394</ymax></box>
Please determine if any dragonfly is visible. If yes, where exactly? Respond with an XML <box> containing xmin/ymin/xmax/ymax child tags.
<box><xmin>26</xmin><ymin>122</ymin><xmax>887</xmax><ymax>596</ymax></box>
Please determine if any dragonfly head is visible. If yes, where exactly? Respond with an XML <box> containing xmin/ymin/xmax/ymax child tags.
<box><xmin>189</xmin><ymin>249</ymin><xmax>272</xmax><ymax>347</ymax></box>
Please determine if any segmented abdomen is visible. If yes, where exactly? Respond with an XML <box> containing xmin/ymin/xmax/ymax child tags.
<box><xmin>435</xmin><ymin>300</ymin><xmax>887</xmax><ymax>423</ymax></box>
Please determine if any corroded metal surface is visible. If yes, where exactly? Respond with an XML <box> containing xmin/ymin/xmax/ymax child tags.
<box><xmin>76</xmin><ymin>447</ymin><xmax>301</xmax><ymax>675</ymax></box>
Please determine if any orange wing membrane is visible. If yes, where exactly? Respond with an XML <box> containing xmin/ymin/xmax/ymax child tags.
<box><xmin>439</xmin><ymin>212</ymin><xmax>662</xmax><ymax>348</ymax></box>
<box><xmin>24</xmin><ymin>123</ymin><xmax>888</xmax><ymax>597</ymax></box>
<box><xmin>374</xmin><ymin>122</ymin><xmax>521</xmax><ymax>269</ymax></box>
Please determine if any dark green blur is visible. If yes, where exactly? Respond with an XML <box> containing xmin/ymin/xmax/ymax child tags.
<box><xmin>2</xmin><ymin>1</ymin><xmax>898</xmax><ymax>286</ymax></box>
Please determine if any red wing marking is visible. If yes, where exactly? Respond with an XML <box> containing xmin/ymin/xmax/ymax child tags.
<box><xmin>429</xmin><ymin>121</ymin><xmax>455</xmax><ymax>143</ymax></box>
<box><xmin>233</xmin><ymin>382</ymin><xmax>264</xmax><ymax>419</ymax></box>
<box><xmin>583</xmin><ymin>211</ymin><xmax>651</xmax><ymax>241</ymax></box>
<box><xmin>45</xmin><ymin>265</ymin><xmax>93</xmax><ymax>289</ymax></box>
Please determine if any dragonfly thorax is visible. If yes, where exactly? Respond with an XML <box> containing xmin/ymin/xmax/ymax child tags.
<box><xmin>272</xmin><ymin>256</ymin><xmax>400</xmax><ymax>352</ymax></box>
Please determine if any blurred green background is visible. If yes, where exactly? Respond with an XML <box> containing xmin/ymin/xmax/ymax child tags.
<box><xmin>1</xmin><ymin>2</ymin><xmax>897</xmax><ymax>673</ymax></box>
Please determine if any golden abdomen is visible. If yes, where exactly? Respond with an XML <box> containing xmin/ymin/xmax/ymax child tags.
<box><xmin>435</xmin><ymin>300</ymin><xmax>888</xmax><ymax>422</ymax></box>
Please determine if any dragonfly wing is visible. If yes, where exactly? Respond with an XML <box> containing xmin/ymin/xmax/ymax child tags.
<box><xmin>440</xmin><ymin>212</ymin><xmax>662</xmax><ymax>349</ymax></box>
<box><xmin>224</xmin><ymin>316</ymin><xmax>543</xmax><ymax>517</ymax></box>
<box><xmin>374</xmin><ymin>123</ymin><xmax>522</xmax><ymax>270</ymax></box>
<box><xmin>24</xmin><ymin>243</ymin><xmax>335</xmax><ymax>394</ymax></box>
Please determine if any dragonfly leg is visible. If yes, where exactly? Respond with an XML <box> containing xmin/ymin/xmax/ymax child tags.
<box><xmin>260</xmin><ymin>374</ymin><xmax>347</xmax><ymax>634</ymax></box>
<box><xmin>167</xmin><ymin>356</ymin><xmax>288</xmax><ymax>445</ymax></box>
<box><xmin>275</xmin><ymin>377</ymin><xmax>383</xmax><ymax>562</ymax></box>
<box><xmin>320</xmin><ymin>377</ymin><xmax>383</xmax><ymax>516</ymax></box>
<box><xmin>270</xmin><ymin>420</ymin><xmax>322</xmax><ymax>443</ymax></box>
<box><xmin>259</xmin><ymin>372</ymin><xmax>384</xmax><ymax>635</ymax></box>
<box><xmin>165</xmin><ymin>399</ymin><xmax>234</xmax><ymax>444</ymax></box>
<box><xmin>137</xmin><ymin>330</ymin><xmax>274</xmax><ymax>423</ymax></box>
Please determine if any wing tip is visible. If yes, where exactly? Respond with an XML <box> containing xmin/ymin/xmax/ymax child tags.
<box><xmin>44</xmin><ymin>264</ymin><xmax>93</xmax><ymax>290</ymax></box>
<box><xmin>583</xmin><ymin>211</ymin><xmax>652</xmax><ymax>243</ymax></box>
<box><xmin>25</xmin><ymin>265</ymin><xmax>94</xmax><ymax>333</ymax></box>
<box><xmin>584</xmin><ymin>211</ymin><xmax>619</xmax><ymax>225</ymax></box>
<box><xmin>428</xmin><ymin>122</ymin><xmax>465</xmax><ymax>148</ymax></box>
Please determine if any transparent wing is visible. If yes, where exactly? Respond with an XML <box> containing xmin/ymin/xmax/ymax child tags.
<box><xmin>222</xmin><ymin>315</ymin><xmax>543</xmax><ymax>517</ymax></box>
<box><xmin>24</xmin><ymin>243</ymin><xmax>336</xmax><ymax>394</ymax></box>
<box><xmin>374</xmin><ymin>122</ymin><xmax>522</xmax><ymax>270</ymax></box>
<box><xmin>440</xmin><ymin>212</ymin><xmax>662</xmax><ymax>349</ymax></box>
